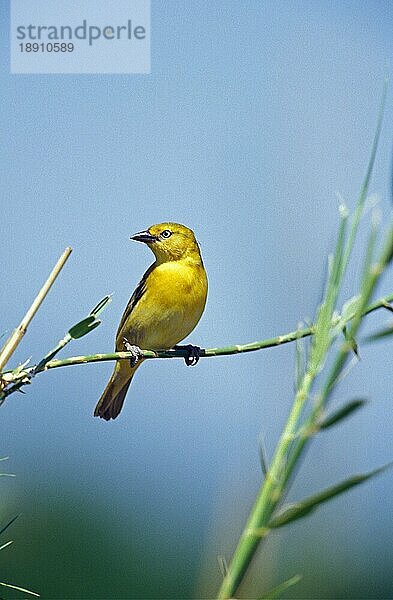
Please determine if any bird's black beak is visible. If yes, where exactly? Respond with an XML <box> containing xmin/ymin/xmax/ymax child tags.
<box><xmin>130</xmin><ymin>230</ymin><xmax>156</xmax><ymax>244</ymax></box>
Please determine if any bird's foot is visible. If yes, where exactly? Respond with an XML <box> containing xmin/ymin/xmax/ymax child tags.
<box><xmin>123</xmin><ymin>338</ymin><xmax>143</xmax><ymax>367</ymax></box>
<box><xmin>174</xmin><ymin>344</ymin><xmax>202</xmax><ymax>366</ymax></box>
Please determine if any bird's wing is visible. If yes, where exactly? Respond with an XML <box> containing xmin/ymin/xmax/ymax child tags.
<box><xmin>116</xmin><ymin>263</ymin><xmax>155</xmax><ymax>339</ymax></box>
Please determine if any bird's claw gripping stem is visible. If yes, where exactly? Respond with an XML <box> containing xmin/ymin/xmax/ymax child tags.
<box><xmin>174</xmin><ymin>344</ymin><xmax>202</xmax><ymax>366</ymax></box>
<box><xmin>123</xmin><ymin>338</ymin><xmax>143</xmax><ymax>367</ymax></box>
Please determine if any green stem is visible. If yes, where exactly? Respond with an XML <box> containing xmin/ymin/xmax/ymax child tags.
<box><xmin>217</xmin><ymin>224</ymin><xmax>393</xmax><ymax>600</ymax></box>
<box><xmin>1</xmin><ymin>292</ymin><xmax>392</xmax><ymax>401</ymax></box>
<box><xmin>217</xmin><ymin>369</ymin><xmax>315</xmax><ymax>599</ymax></box>
<box><xmin>29</xmin><ymin>292</ymin><xmax>393</xmax><ymax>370</ymax></box>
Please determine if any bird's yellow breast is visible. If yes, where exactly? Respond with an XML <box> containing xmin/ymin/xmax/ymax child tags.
<box><xmin>117</xmin><ymin>259</ymin><xmax>208</xmax><ymax>351</ymax></box>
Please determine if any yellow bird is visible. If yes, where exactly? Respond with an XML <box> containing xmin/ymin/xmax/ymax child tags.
<box><xmin>94</xmin><ymin>223</ymin><xmax>208</xmax><ymax>420</ymax></box>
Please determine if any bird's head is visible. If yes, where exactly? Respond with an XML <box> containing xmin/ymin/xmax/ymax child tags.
<box><xmin>131</xmin><ymin>222</ymin><xmax>202</xmax><ymax>263</ymax></box>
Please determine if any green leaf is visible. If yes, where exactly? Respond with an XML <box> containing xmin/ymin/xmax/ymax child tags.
<box><xmin>67</xmin><ymin>295</ymin><xmax>111</xmax><ymax>339</ymax></box>
<box><xmin>332</xmin><ymin>295</ymin><xmax>361</xmax><ymax>339</ymax></box>
<box><xmin>341</xmin><ymin>294</ymin><xmax>361</xmax><ymax>324</ymax></box>
<box><xmin>258</xmin><ymin>435</ymin><xmax>269</xmax><ymax>477</ymax></box>
<box><xmin>320</xmin><ymin>399</ymin><xmax>367</xmax><ymax>429</ymax></box>
<box><xmin>310</xmin><ymin>206</ymin><xmax>348</xmax><ymax>372</ymax></box>
<box><xmin>269</xmin><ymin>463</ymin><xmax>391</xmax><ymax>528</ymax></box>
<box><xmin>340</xmin><ymin>78</ymin><xmax>387</xmax><ymax>273</ymax></box>
<box><xmin>260</xmin><ymin>574</ymin><xmax>302</xmax><ymax>599</ymax></box>
<box><xmin>68</xmin><ymin>316</ymin><xmax>99</xmax><ymax>340</ymax></box>
<box><xmin>90</xmin><ymin>294</ymin><xmax>112</xmax><ymax>317</ymax></box>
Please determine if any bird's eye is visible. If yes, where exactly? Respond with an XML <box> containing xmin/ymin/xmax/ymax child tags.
<box><xmin>161</xmin><ymin>230</ymin><xmax>172</xmax><ymax>239</ymax></box>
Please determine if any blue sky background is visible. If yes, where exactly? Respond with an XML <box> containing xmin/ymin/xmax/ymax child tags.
<box><xmin>1</xmin><ymin>1</ymin><xmax>393</xmax><ymax>598</ymax></box>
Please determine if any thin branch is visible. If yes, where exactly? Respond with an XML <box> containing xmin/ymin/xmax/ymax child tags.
<box><xmin>36</xmin><ymin>291</ymin><xmax>393</xmax><ymax>370</ymax></box>
<box><xmin>0</xmin><ymin>247</ymin><xmax>72</xmax><ymax>372</ymax></box>
<box><xmin>1</xmin><ymin>291</ymin><xmax>392</xmax><ymax>402</ymax></box>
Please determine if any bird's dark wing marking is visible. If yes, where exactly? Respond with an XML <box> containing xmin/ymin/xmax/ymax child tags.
<box><xmin>116</xmin><ymin>263</ymin><xmax>155</xmax><ymax>338</ymax></box>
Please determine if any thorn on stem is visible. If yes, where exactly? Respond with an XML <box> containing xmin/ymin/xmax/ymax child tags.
<box><xmin>343</xmin><ymin>327</ymin><xmax>359</xmax><ymax>358</ymax></box>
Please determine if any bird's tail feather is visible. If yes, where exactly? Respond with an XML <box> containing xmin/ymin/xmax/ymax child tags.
<box><xmin>94</xmin><ymin>363</ymin><xmax>137</xmax><ymax>421</ymax></box>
